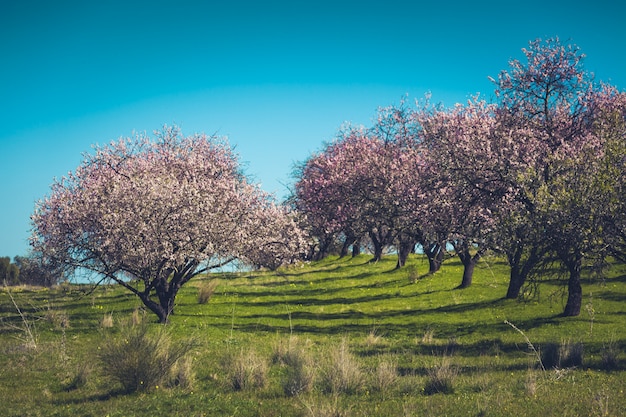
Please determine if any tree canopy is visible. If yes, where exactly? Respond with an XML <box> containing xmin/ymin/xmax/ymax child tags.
<box><xmin>30</xmin><ymin>126</ymin><xmax>306</xmax><ymax>322</ymax></box>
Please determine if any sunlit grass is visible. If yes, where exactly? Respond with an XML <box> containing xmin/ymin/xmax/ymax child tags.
<box><xmin>1</xmin><ymin>254</ymin><xmax>625</xmax><ymax>416</ymax></box>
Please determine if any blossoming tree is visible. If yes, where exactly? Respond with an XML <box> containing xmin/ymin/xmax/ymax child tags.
<box><xmin>30</xmin><ymin>126</ymin><xmax>303</xmax><ymax>323</ymax></box>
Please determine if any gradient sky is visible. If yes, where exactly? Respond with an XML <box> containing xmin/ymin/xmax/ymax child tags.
<box><xmin>1</xmin><ymin>0</ymin><xmax>625</xmax><ymax>259</ymax></box>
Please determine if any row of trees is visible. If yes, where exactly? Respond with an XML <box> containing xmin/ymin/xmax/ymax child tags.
<box><xmin>1</xmin><ymin>255</ymin><xmax>60</xmax><ymax>287</ymax></box>
<box><xmin>293</xmin><ymin>38</ymin><xmax>626</xmax><ymax>317</ymax></box>
<box><xmin>30</xmin><ymin>38</ymin><xmax>625</xmax><ymax>322</ymax></box>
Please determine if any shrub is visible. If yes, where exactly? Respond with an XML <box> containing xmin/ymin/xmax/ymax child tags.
<box><xmin>197</xmin><ymin>279</ymin><xmax>219</xmax><ymax>304</ymax></box>
<box><xmin>63</xmin><ymin>363</ymin><xmax>91</xmax><ymax>391</ymax></box>
<box><xmin>169</xmin><ymin>356</ymin><xmax>195</xmax><ymax>390</ymax></box>
<box><xmin>227</xmin><ymin>348</ymin><xmax>268</xmax><ymax>391</ymax></box>
<box><xmin>319</xmin><ymin>338</ymin><xmax>364</xmax><ymax>394</ymax></box>
<box><xmin>372</xmin><ymin>359</ymin><xmax>398</xmax><ymax>393</ymax></box>
<box><xmin>559</xmin><ymin>340</ymin><xmax>583</xmax><ymax>368</ymax></box>
<box><xmin>278</xmin><ymin>339</ymin><xmax>316</xmax><ymax>396</ymax></box>
<box><xmin>424</xmin><ymin>356</ymin><xmax>458</xmax><ymax>395</ymax></box>
<box><xmin>100</xmin><ymin>313</ymin><xmax>113</xmax><ymax>328</ymax></box>
<box><xmin>541</xmin><ymin>340</ymin><xmax>583</xmax><ymax>369</ymax></box>
<box><xmin>44</xmin><ymin>307</ymin><xmax>70</xmax><ymax>330</ymax></box>
<box><xmin>98</xmin><ymin>323</ymin><xmax>196</xmax><ymax>393</ymax></box>
<box><xmin>600</xmin><ymin>339</ymin><xmax>620</xmax><ymax>371</ymax></box>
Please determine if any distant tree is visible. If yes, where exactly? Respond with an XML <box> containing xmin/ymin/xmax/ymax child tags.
<box><xmin>418</xmin><ymin>99</ymin><xmax>501</xmax><ymax>288</ymax></box>
<box><xmin>295</xmin><ymin>122</ymin><xmax>427</xmax><ymax>268</ymax></box>
<box><xmin>0</xmin><ymin>257</ymin><xmax>20</xmax><ymax>286</ymax></box>
<box><xmin>30</xmin><ymin>126</ymin><xmax>300</xmax><ymax>323</ymax></box>
<box><xmin>13</xmin><ymin>253</ymin><xmax>62</xmax><ymax>287</ymax></box>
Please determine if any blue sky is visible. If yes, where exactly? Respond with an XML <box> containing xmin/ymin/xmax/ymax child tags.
<box><xmin>1</xmin><ymin>0</ymin><xmax>625</xmax><ymax>259</ymax></box>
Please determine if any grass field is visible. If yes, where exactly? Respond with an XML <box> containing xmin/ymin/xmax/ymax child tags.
<box><xmin>1</xmin><ymin>254</ymin><xmax>625</xmax><ymax>416</ymax></box>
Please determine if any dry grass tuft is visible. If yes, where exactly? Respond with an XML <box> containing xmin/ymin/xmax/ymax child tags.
<box><xmin>197</xmin><ymin>279</ymin><xmax>220</xmax><ymax>304</ymax></box>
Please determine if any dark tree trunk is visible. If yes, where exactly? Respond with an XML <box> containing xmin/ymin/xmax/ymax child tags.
<box><xmin>352</xmin><ymin>237</ymin><xmax>361</xmax><ymax>257</ymax></box>
<box><xmin>396</xmin><ymin>238</ymin><xmax>415</xmax><ymax>269</ymax></box>
<box><xmin>340</xmin><ymin>239</ymin><xmax>350</xmax><ymax>258</ymax></box>
<box><xmin>370</xmin><ymin>232</ymin><xmax>384</xmax><ymax>262</ymax></box>
<box><xmin>562</xmin><ymin>253</ymin><xmax>583</xmax><ymax>317</ymax></box>
<box><xmin>458</xmin><ymin>258</ymin><xmax>476</xmax><ymax>289</ymax></box>
<box><xmin>423</xmin><ymin>241</ymin><xmax>444</xmax><ymax>274</ymax></box>
<box><xmin>505</xmin><ymin>244</ymin><xmax>541</xmax><ymax>299</ymax></box>
<box><xmin>455</xmin><ymin>242</ymin><xmax>484</xmax><ymax>289</ymax></box>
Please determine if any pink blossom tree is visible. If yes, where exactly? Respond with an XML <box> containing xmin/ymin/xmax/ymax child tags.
<box><xmin>295</xmin><ymin>116</ymin><xmax>427</xmax><ymax>269</ymax></box>
<box><xmin>418</xmin><ymin>99</ymin><xmax>502</xmax><ymax>288</ymax></box>
<box><xmin>30</xmin><ymin>126</ymin><xmax>301</xmax><ymax>323</ymax></box>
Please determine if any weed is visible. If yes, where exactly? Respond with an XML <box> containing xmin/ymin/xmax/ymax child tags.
<box><xmin>63</xmin><ymin>363</ymin><xmax>92</xmax><ymax>391</ymax></box>
<box><xmin>559</xmin><ymin>339</ymin><xmax>584</xmax><ymax>368</ymax></box>
<box><xmin>505</xmin><ymin>320</ymin><xmax>545</xmax><ymax>371</ymax></box>
<box><xmin>300</xmin><ymin>394</ymin><xmax>353</xmax><ymax>417</ymax></box>
<box><xmin>169</xmin><ymin>355</ymin><xmax>195</xmax><ymax>390</ymax></box>
<box><xmin>592</xmin><ymin>388</ymin><xmax>611</xmax><ymax>417</ymax></box>
<box><xmin>372</xmin><ymin>358</ymin><xmax>398</xmax><ymax>393</ymax></box>
<box><xmin>4</xmin><ymin>285</ymin><xmax>38</xmax><ymax>350</ymax></box>
<box><xmin>131</xmin><ymin>307</ymin><xmax>144</xmax><ymax>326</ymax></box>
<box><xmin>197</xmin><ymin>279</ymin><xmax>219</xmax><ymax>304</ymax></box>
<box><xmin>44</xmin><ymin>306</ymin><xmax>70</xmax><ymax>330</ymax></box>
<box><xmin>541</xmin><ymin>340</ymin><xmax>584</xmax><ymax>369</ymax></box>
<box><xmin>319</xmin><ymin>337</ymin><xmax>364</xmax><ymax>394</ymax></box>
<box><xmin>420</xmin><ymin>328</ymin><xmax>434</xmax><ymax>344</ymax></box>
<box><xmin>364</xmin><ymin>327</ymin><xmax>383</xmax><ymax>347</ymax></box>
<box><xmin>600</xmin><ymin>337</ymin><xmax>620</xmax><ymax>371</ymax></box>
<box><xmin>100</xmin><ymin>312</ymin><xmax>114</xmax><ymax>328</ymax></box>
<box><xmin>524</xmin><ymin>368</ymin><xmax>538</xmax><ymax>397</ymax></box>
<box><xmin>424</xmin><ymin>355</ymin><xmax>459</xmax><ymax>395</ymax></box>
<box><xmin>98</xmin><ymin>322</ymin><xmax>196</xmax><ymax>393</ymax></box>
<box><xmin>227</xmin><ymin>348</ymin><xmax>268</xmax><ymax>391</ymax></box>
<box><xmin>407</xmin><ymin>264</ymin><xmax>419</xmax><ymax>284</ymax></box>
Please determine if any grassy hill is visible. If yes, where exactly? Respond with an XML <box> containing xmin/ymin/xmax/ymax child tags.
<box><xmin>1</xmin><ymin>254</ymin><xmax>625</xmax><ymax>416</ymax></box>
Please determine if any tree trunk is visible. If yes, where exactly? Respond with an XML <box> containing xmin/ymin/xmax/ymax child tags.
<box><xmin>396</xmin><ymin>238</ymin><xmax>414</xmax><ymax>269</ymax></box>
<box><xmin>455</xmin><ymin>243</ymin><xmax>484</xmax><ymax>289</ymax></box>
<box><xmin>505</xmin><ymin>244</ymin><xmax>541</xmax><ymax>299</ymax></box>
<box><xmin>458</xmin><ymin>258</ymin><xmax>475</xmax><ymax>289</ymax></box>
<box><xmin>562</xmin><ymin>254</ymin><xmax>583</xmax><ymax>317</ymax></box>
<box><xmin>139</xmin><ymin>293</ymin><xmax>170</xmax><ymax>324</ymax></box>
<box><xmin>352</xmin><ymin>237</ymin><xmax>361</xmax><ymax>257</ymax></box>
<box><xmin>370</xmin><ymin>232</ymin><xmax>384</xmax><ymax>262</ymax></box>
<box><xmin>423</xmin><ymin>242</ymin><xmax>444</xmax><ymax>274</ymax></box>
<box><xmin>340</xmin><ymin>239</ymin><xmax>350</xmax><ymax>258</ymax></box>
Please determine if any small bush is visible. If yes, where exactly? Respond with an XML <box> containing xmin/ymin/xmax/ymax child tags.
<box><xmin>273</xmin><ymin>336</ymin><xmax>316</xmax><ymax>396</ymax></box>
<box><xmin>45</xmin><ymin>308</ymin><xmax>70</xmax><ymax>329</ymax></box>
<box><xmin>98</xmin><ymin>323</ymin><xmax>196</xmax><ymax>393</ymax></box>
<box><xmin>541</xmin><ymin>343</ymin><xmax>561</xmax><ymax>369</ymax></box>
<box><xmin>600</xmin><ymin>339</ymin><xmax>620</xmax><ymax>370</ymax></box>
<box><xmin>424</xmin><ymin>356</ymin><xmax>458</xmax><ymax>395</ymax></box>
<box><xmin>63</xmin><ymin>363</ymin><xmax>91</xmax><ymax>391</ymax></box>
<box><xmin>319</xmin><ymin>338</ymin><xmax>364</xmax><ymax>394</ymax></box>
<box><xmin>169</xmin><ymin>356</ymin><xmax>195</xmax><ymax>390</ymax></box>
<box><xmin>560</xmin><ymin>340</ymin><xmax>583</xmax><ymax>368</ymax></box>
<box><xmin>407</xmin><ymin>265</ymin><xmax>419</xmax><ymax>284</ymax></box>
<box><xmin>100</xmin><ymin>313</ymin><xmax>113</xmax><ymax>328</ymax></box>
<box><xmin>372</xmin><ymin>359</ymin><xmax>398</xmax><ymax>393</ymax></box>
<box><xmin>541</xmin><ymin>340</ymin><xmax>583</xmax><ymax>369</ymax></box>
<box><xmin>197</xmin><ymin>279</ymin><xmax>219</xmax><ymax>304</ymax></box>
<box><xmin>227</xmin><ymin>348</ymin><xmax>268</xmax><ymax>391</ymax></box>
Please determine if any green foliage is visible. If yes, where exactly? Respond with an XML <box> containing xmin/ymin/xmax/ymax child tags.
<box><xmin>0</xmin><ymin>256</ymin><xmax>19</xmax><ymax>285</ymax></box>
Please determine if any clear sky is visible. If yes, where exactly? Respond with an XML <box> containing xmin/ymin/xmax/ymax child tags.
<box><xmin>1</xmin><ymin>0</ymin><xmax>625</xmax><ymax>259</ymax></box>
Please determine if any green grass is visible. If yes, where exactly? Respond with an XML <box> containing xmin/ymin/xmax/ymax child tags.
<box><xmin>1</xmin><ymin>254</ymin><xmax>625</xmax><ymax>416</ymax></box>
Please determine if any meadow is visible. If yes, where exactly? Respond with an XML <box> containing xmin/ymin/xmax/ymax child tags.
<box><xmin>1</xmin><ymin>254</ymin><xmax>625</xmax><ymax>417</ymax></box>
